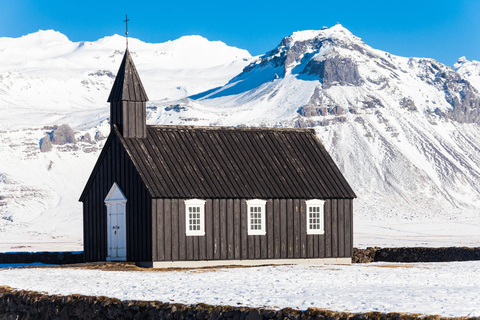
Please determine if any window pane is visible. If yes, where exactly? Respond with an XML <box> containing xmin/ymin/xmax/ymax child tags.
<box><xmin>308</xmin><ymin>206</ymin><xmax>323</xmax><ymax>231</ymax></box>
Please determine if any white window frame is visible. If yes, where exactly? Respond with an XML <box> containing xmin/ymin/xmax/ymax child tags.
<box><xmin>247</xmin><ymin>199</ymin><xmax>267</xmax><ymax>235</ymax></box>
<box><xmin>306</xmin><ymin>199</ymin><xmax>325</xmax><ymax>235</ymax></box>
<box><xmin>185</xmin><ymin>199</ymin><xmax>206</xmax><ymax>236</ymax></box>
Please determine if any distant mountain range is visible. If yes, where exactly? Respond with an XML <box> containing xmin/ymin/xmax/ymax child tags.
<box><xmin>0</xmin><ymin>25</ymin><xmax>479</xmax><ymax>251</ymax></box>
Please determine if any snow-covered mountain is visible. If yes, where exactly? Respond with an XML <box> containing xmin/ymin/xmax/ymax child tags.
<box><xmin>0</xmin><ymin>30</ymin><xmax>251</xmax><ymax>130</ymax></box>
<box><xmin>1</xmin><ymin>25</ymin><xmax>479</xmax><ymax>251</ymax></box>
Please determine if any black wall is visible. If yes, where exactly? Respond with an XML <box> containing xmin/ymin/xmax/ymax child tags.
<box><xmin>152</xmin><ymin>198</ymin><xmax>353</xmax><ymax>261</ymax></box>
<box><xmin>110</xmin><ymin>101</ymin><xmax>147</xmax><ymax>138</ymax></box>
<box><xmin>82</xmin><ymin>133</ymin><xmax>152</xmax><ymax>262</ymax></box>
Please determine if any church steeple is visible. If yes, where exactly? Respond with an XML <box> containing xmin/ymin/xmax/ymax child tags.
<box><xmin>108</xmin><ymin>49</ymin><xmax>148</xmax><ymax>138</ymax></box>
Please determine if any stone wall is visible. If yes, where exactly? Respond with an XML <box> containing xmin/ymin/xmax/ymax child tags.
<box><xmin>0</xmin><ymin>251</ymin><xmax>84</xmax><ymax>265</ymax></box>
<box><xmin>352</xmin><ymin>247</ymin><xmax>480</xmax><ymax>263</ymax></box>
<box><xmin>2</xmin><ymin>247</ymin><xmax>480</xmax><ymax>265</ymax></box>
<box><xmin>0</xmin><ymin>286</ymin><xmax>469</xmax><ymax>320</ymax></box>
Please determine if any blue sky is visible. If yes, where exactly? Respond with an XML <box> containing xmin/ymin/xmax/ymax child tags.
<box><xmin>1</xmin><ymin>0</ymin><xmax>479</xmax><ymax>66</ymax></box>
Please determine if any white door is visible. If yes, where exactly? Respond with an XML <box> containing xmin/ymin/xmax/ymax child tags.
<box><xmin>105</xmin><ymin>183</ymin><xmax>127</xmax><ymax>261</ymax></box>
<box><xmin>107</xmin><ymin>202</ymin><xmax>126</xmax><ymax>261</ymax></box>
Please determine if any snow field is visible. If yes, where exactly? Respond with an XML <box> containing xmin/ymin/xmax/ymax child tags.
<box><xmin>0</xmin><ymin>262</ymin><xmax>479</xmax><ymax>317</ymax></box>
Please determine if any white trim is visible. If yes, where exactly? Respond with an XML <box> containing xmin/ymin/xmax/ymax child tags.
<box><xmin>185</xmin><ymin>199</ymin><xmax>206</xmax><ymax>236</ymax></box>
<box><xmin>306</xmin><ymin>199</ymin><xmax>325</xmax><ymax>235</ymax></box>
<box><xmin>247</xmin><ymin>199</ymin><xmax>266</xmax><ymax>235</ymax></box>
<box><xmin>104</xmin><ymin>182</ymin><xmax>127</xmax><ymax>203</ymax></box>
<box><xmin>138</xmin><ymin>258</ymin><xmax>351</xmax><ymax>268</ymax></box>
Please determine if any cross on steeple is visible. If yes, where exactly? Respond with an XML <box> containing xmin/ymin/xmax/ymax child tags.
<box><xmin>124</xmin><ymin>14</ymin><xmax>130</xmax><ymax>48</ymax></box>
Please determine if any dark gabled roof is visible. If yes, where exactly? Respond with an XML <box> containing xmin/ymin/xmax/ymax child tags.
<box><xmin>116</xmin><ymin>125</ymin><xmax>356</xmax><ymax>199</ymax></box>
<box><xmin>107</xmin><ymin>49</ymin><xmax>148</xmax><ymax>102</ymax></box>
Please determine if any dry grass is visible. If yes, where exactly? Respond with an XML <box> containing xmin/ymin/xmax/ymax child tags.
<box><xmin>12</xmin><ymin>262</ymin><xmax>279</xmax><ymax>272</ymax></box>
<box><xmin>365</xmin><ymin>264</ymin><xmax>415</xmax><ymax>269</ymax></box>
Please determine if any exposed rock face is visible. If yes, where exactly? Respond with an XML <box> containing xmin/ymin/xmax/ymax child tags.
<box><xmin>81</xmin><ymin>132</ymin><xmax>94</xmax><ymax>144</ymax></box>
<box><xmin>95</xmin><ymin>131</ymin><xmax>105</xmax><ymax>141</ymax></box>
<box><xmin>214</xmin><ymin>25</ymin><xmax>480</xmax><ymax>125</ymax></box>
<box><xmin>434</xmin><ymin>69</ymin><xmax>480</xmax><ymax>123</ymax></box>
<box><xmin>39</xmin><ymin>135</ymin><xmax>52</xmax><ymax>152</ymax></box>
<box><xmin>303</xmin><ymin>55</ymin><xmax>363</xmax><ymax>89</ymax></box>
<box><xmin>399</xmin><ymin>97</ymin><xmax>417</xmax><ymax>111</ymax></box>
<box><xmin>298</xmin><ymin>105</ymin><xmax>344</xmax><ymax>117</ymax></box>
<box><xmin>52</xmin><ymin>124</ymin><xmax>76</xmax><ymax>145</ymax></box>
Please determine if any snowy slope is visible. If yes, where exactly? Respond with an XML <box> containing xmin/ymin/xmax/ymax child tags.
<box><xmin>1</xmin><ymin>25</ymin><xmax>480</xmax><ymax>251</ymax></box>
<box><xmin>0</xmin><ymin>30</ymin><xmax>251</xmax><ymax>130</ymax></box>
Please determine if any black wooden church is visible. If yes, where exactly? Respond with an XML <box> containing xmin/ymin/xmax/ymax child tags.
<box><xmin>79</xmin><ymin>49</ymin><xmax>356</xmax><ymax>267</ymax></box>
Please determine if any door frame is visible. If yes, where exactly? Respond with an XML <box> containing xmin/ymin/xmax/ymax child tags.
<box><xmin>104</xmin><ymin>182</ymin><xmax>127</xmax><ymax>261</ymax></box>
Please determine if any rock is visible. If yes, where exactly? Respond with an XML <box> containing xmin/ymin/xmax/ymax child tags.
<box><xmin>81</xmin><ymin>132</ymin><xmax>95</xmax><ymax>144</ymax></box>
<box><xmin>40</xmin><ymin>135</ymin><xmax>52</xmax><ymax>152</ymax></box>
<box><xmin>352</xmin><ymin>247</ymin><xmax>376</xmax><ymax>263</ymax></box>
<box><xmin>246</xmin><ymin>309</ymin><xmax>262</xmax><ymax>320</ymax></box>
<box><xmin>51</xmin><ymin>124</ymin><xmax>76</xmax><ymax>145</ymax></box>
<box><xmin>399</xmin><ymin>97</ymin><xmax>417</xmax><ymax>111</ymax></box>
<box><xmin>95</xmin><ymin>131</ymin><xmax>105</xmax><ymax>141</ymax></box>
<box><xmin>303</xmin><ymin>55</ymin><xmax>363</xmax><ymax>89</ymax></box>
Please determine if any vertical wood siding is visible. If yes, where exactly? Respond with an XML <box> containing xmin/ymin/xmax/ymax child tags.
<box><xmin>153</xmin><ymin>198</ymin><xmax>353</xmax><ymax>261</ymax></box>
<box><xmin>110</xmin><ymin>101</ymin><xmax>147</xmax><ymax>139</ymax></box>
<box><xmin>82</xmin><ymin>134</ymin><xmax>152</xmax><ymax>262</ymax></box>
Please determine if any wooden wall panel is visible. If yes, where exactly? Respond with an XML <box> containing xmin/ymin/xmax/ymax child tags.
<box><xmin>300</xmin><ymin>200</ymin><xmax>306</xmax><ymax>257</ymax></box>
<box><xmin>213</xmin><ymin>199</ymin><xmax>220</xmax><ymax>260</ymax></box>
<box><xmin>234</xmin><ymin>200</ymin><xmax>241</xmax><ymax>259</ymax></box>
<box><xmin>171</xmin><ymin>199</ymin><xmax>179</xmax><ymax>260</ymax></box>
<box><xmin>267</xmin><ymin>199</ymin><xmax>274</xmax><ymax>259</ymax></box>
<box><xmin>164</xmin><ymin>199</ymin><xmax>172</xmax><ymax>261</ymax></box>
<box><xmin>344</xmin><ymin>199</ymin><xmax>353</xmax><ymax>257</ymax></box>
<box><xmin>287</xmin><ymin>199</ymin><xmax>294</xmax><ymax>259</ymax></box>
<box><xmin>148</xmin><ymin>197</ymin><xmax>354</xmax><ymax>262</ymax></box>
<box><xmin>227</xmin><ymin>199</ymin><xmax>234</xmax><ymax>260</ymax></box>
<box><xmin>293</xmin><ymin>199</ymin><xmax>300</xmax><ymax>258</ymax></box>
<box><xmin>220</xmin><ymin>200</ymin><xmax>227</xmax><ymax>260</ymax></box>
<box><xmin>325</xmin><ymin>199</ymin><xmax>332</xmax><ymax>258</ymax></box>
<box><xmin>280</xmin><ymin>199</ymin><xmax>287</xmax><ymax>258</ymax></box>
<box><xmin>273</xmin><ymin>199</ymin><xmax>280</xmax><ymax>259</ymax></box>
<box><xmin>179</xmin><ymin>199</ymin><xmax>187</xmax><ymax>260</ymax></box>
<box><xmin>240</xmin><ymin>199</ymin><xmax>247</xmax><ymax>259</ymax></box>
<box><xmin>331</xmin><ymin>199</ymin><xmax>338</xmax><ymax>257</ymax></box>
<box><xmin>338</xmin><ymin>200</ymin><xmax>345</xmax><ymax>257</ymax></box>
<box><xmin>205</xmin><ymin>200</ymin><xmax>213</xmax><ymax>260</ymax></box>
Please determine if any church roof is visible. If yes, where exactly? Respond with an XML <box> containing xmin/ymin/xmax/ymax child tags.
<box><xmin>107</xmin><ymin>49</ymin><xmax>148</xmax><ymax>102</ymax></box>
<box><xmin>115</xmin><ymin>125</ymin><xmax>356</xmax><ymax>199</ymax></box>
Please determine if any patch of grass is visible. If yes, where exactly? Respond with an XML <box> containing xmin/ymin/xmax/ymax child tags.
<box><xmin>366</xmin><ymin>264</ymin><xmax>415</xmax><ymax>269</ymax></box>
<box><xmin>12</xmin><ymin>262</ymin><xmax>282</xmax><ymax>272</ymax></box>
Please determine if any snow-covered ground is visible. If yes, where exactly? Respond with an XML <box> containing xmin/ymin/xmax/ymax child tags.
<box><xmin>1</xmin><ymin>262</ymin><xmax>479</xmax><ymax>317</ymax></box>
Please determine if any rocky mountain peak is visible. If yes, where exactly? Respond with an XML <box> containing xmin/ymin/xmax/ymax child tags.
<box><xmin>199</xmin><ymin>25</ymin><xmax>480</xmax><ymax>126</ymax></box>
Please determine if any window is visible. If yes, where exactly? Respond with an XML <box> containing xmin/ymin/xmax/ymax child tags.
<box><xmin>185</xmin><ymin>199</ymin><xmax>206</xmax><ymax>236</ymax></box>
<box><xmin>306</xmin><ymin>199</ymin><xmax>325</xmax><ymax>235</ymax></box>
<box><xmin>247</xmin><ymin>199</ymin><xmax>266</xmax><ymax>235</ymax></box>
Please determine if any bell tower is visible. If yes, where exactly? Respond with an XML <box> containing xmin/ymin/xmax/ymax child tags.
<box><xmin>107</xmin><ymin>49</ymin><xmax>148</xmax><ymax>138</ymax></box>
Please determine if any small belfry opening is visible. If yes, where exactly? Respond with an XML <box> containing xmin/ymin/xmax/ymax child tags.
<box><xmin>104</xmin><ymin>182</ymin><xmax>127</xmax><ymax>261</ymax></box>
